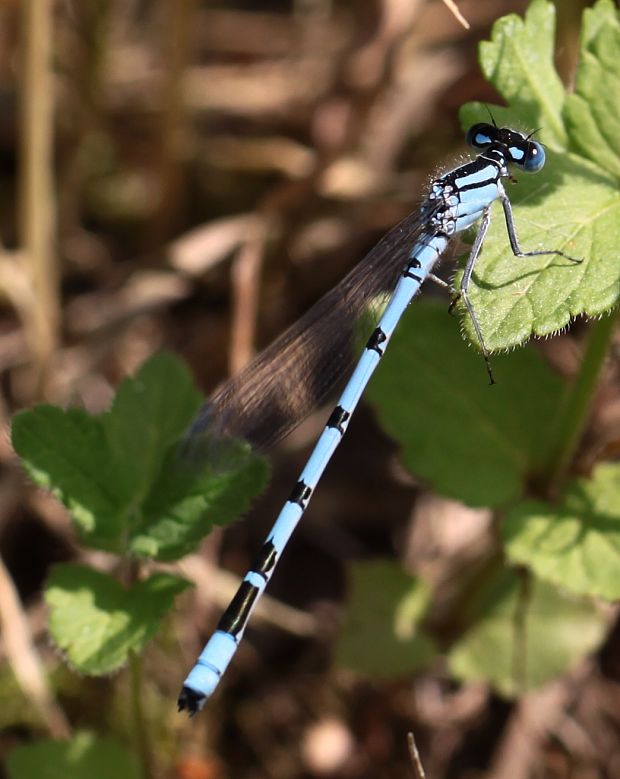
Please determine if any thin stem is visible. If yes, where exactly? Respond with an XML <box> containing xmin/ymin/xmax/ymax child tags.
<box><xmin>407</xmin><ymin>733</ymin><xmax>427</xmax><ymax>779</ymax></box>
<box><xmin>0</xmin><ymin>553</ymin><xmax>70</xmax><ymax>738</ymax></box>
<box><xmin>543</xmin><ymin>310</ymin><xmax>619</xmax><ymax>493</ymax></box>
<box><xmin>129</xmin><ymin>651</ymin><xmax>152</xmax><ymax>779</ymax></box>
<box><xmin>19</xmin><ymin>0</ymin><xmax>59</xmax><ymax>390</ymax></box>
<box><xmin>151</xmin><ymin>0</ymin><xmax>197</xmax><ymax>246</ymax></box>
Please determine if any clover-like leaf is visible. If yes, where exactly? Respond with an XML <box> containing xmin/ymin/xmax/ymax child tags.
<box><xmin>12</xmin><ymin>352</ymin><xmax>269</xmax><ymax>560</ymax></box>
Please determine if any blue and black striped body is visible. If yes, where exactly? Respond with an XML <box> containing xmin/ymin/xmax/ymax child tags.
<box><xmin>178</xmin><ymin>124</ymin><xmax>577</xmax><ymax>714</ymax></box>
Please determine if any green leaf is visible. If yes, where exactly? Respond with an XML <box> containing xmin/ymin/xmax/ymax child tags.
<box><xmin>457</xmin><ymin>0</ymin><xmax>620</xmax><ymax>353</ymax></box>
<box><xmin>477</xmin><ymin>0</ymin><xmax>567</xmax><ymax>148</ymax></box>
<box><xmin>502</xmin><ymin>462</ymin><xmax>620</xmax><ymax>600</ymax></box>
<box><xmin>133</xmin><ymin>436</ymin><xmax>269</xmax><ymax>560</ymax></box>
<box><xmin>7</xmin><ymin>732</ymin><xmax>140</xmax><ymax>779</ymax></box>
<box><xmin>565</xmin><ymin>0</ymin><xmax>620</xmax><ymax>178</ymax></box>
<box><xmin>447</xmin><ymin>567</ymin><xmax>607</xmax><ymax>697</ymax></box>
<box><xmin>11</xmin><ymin>406</ymin><xmax>129</xmax><ymax>548</ymax></box>
<box><xmin>45</xmin><ymin>564</ymin><xmax>189</xmax><ymax>675</ymax></box>
<box><xmin>367</xmin><ymin>300</ymin><xmax>564</xmax><ymax>507</ymax></box>
<box><xmin>334</xmin><ymin>561</ymin><xmax>436</xmax><ymax>678</ymax></box>
<box><xmin>103</xmin><ymin>351</ymin><xmax>203</xmax><ymax>505</ymax></box>
<box><xmin>12</xmin><ymin>352</ymin><xmax>269</xmax><ymax>560</ymax></box>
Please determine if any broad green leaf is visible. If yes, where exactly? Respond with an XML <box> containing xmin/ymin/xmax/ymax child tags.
<box><xmin>457</xmin><ymin>0</ymin><xmax>620</xmax><ymax>353</ymax></box>
<box><xmin>367</xmin><ymin>300</ymin><xmax>564</xmax><ymax>507</ymax></box>
<box><xmin>7</xmin><ymin>732</ymin><xmax>140</xmax><ymax>779</ymax></box>
<box><xmin>502</xmin><ymin>463</ymin><xmax>620</xmax><ymax>600</ymax></box>
<box><xmin>12</xmin><ymin>352</ymin><xmax>269</xmax><ymax>560</ymax></box>
<box><xmin>335</xmin><ymin>561</ymin><xmax>436</xmax><ymax>677</ymax></box>
<box><xmin>448</xmin><ymin>567</ymin><xmax>606</xmax><ymax>697</ymax></box>
<box><xmin>46</xmin><ymin>564</ymin><xmax>189</xmax><ymax>675</ymax></box>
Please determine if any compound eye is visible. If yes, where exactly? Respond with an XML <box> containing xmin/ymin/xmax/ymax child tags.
<box><xmin>466</xmin><ymin>123</ymin><xmax>496</xmax><ymax>150</ymax></box>
<box><xmin>522</xmin><ymin>141</ymin><xmax>546</xmax><ymax>172</ymax></box>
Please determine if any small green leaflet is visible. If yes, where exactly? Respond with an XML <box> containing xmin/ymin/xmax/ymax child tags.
<box><xmin>502</xmin><ymin>463</ymin><xmax>620</xmax><ymax>601</ymax></box>
<box><xmin>458</xmin><ymin>0</ymin><xmax>620</xmax><ymax>353</ymax></box>
<box><xmin>11</xmin><ymin>352</ymin><xmax>269</xmax><ymax>561</ymax></box>
<box><xmin>45</xmin><ymin>565</ymin><xmax>189</xmax><ymax>675</ymax></box>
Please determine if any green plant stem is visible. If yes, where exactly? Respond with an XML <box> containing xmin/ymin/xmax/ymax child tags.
<box><xmin>543</xmin><ymin>310</ymin><xmax>619</xmax><ymax>492</ymax></box>
<box><xmin>129</xmin><ymin>651</ymin><xmax>152</xmax><ymax>779</ymax></box>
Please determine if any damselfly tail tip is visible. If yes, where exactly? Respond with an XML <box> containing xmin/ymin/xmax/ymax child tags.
<box><xmin>178</xmin><ymin>686</ymin><xmax>206</xmax><ymax>717</ymax></box>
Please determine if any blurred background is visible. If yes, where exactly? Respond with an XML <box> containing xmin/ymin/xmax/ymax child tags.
<box><xmin>0</xmin><ymin>1</ymin><xmax>607</xmax><ymax>778</ymax></box>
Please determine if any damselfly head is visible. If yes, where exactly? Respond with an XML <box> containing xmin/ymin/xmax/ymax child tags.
<box><xmin>466</xmin><ymin>123</ymin><xmax>546</xmax><ymax>173</ymax></box>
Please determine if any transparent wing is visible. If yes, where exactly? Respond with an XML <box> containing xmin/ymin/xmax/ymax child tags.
<box><xmin>188</xmin><ymin>206</ymin><xmax>437</xmax><ymax>452</ymax></box>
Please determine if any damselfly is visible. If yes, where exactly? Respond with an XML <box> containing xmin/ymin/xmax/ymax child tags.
<box><xmin>178</xmin><ymin>122</ymin><xmax>580</xmax><ymax>714</ymax></box>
